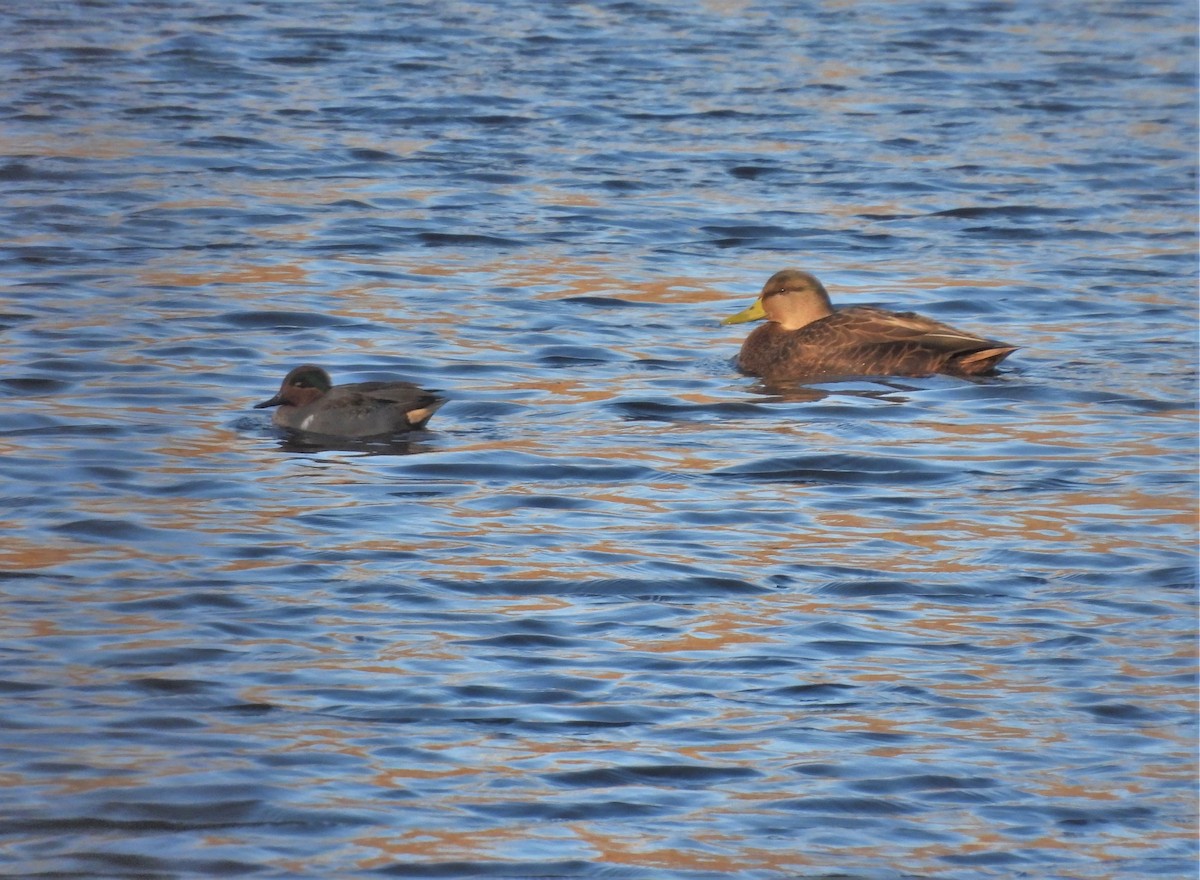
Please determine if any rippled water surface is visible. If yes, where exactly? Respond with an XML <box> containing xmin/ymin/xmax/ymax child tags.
<box><xmin>1</xmin><ymin>1</ymin><xmax>1196</xmax><ymax>878</ymax></box>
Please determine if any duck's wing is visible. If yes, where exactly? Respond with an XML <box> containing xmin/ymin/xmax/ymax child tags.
<box><xmin>823</xmin><ymin>307</ymin><xmax>1000</xmax><ymax>350</ymax></box>
<box><xmin>808</xmin><ymin>308</ymin><xmax>1017</xmax><ymax>376</ymax></box>
<box><xmin>361</xmin><ymin>383</ymin><xmax>446</xmax><ymax>426</ymax></box>
<box><xmin>348</xmin><ymin>381</ymin><xmax>436</xmax><ymax>405</ymax></box>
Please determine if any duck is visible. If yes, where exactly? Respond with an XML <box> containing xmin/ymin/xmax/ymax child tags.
<box><xmin>722</xmin><ymin>269</ymin><xmax>1017</xmax><ymax>380</ymax></box>
<box><xmin>255</xmin><ymin>365</ymin><xmax>444</xmax><ymax>437</ymax></box>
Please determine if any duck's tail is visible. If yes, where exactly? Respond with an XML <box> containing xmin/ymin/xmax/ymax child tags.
<box><xmin>952</xmin><ymin>345</ymin><xmax>1018</xmax><ymax>375</ymax></box>
<box><xmin>406</xmin><ymin>395</ymin><xmax>445</xmax><ymax>429</ymax></box>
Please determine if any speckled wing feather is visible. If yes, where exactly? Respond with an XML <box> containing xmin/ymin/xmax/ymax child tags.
<box><xmin>832</xmin><ymin>306</ymin><xmax>1000</xmax><ymax>349</ymax></box>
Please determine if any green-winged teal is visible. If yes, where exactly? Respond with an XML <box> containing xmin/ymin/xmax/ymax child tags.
<box><xmin>255</xmin><ymin>365</ymin><xmax>443</xmax><ymax>437</ymax></box>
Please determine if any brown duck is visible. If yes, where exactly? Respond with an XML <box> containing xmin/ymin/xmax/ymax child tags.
<box><xmin>722</xmin><ymin>269</ymin><xmax>1017</xmax><ymax>380</ymax></box>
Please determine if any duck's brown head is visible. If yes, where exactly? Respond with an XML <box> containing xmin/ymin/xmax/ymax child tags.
<box><xmin>255</xmin><ymin>365</ymin><xmax>333</xmax><ymax>410</ymax></box>
<box><xmin>722</xmin><ymin>269</ymin><xmax>835</xmax><ymax>330</ymax></box>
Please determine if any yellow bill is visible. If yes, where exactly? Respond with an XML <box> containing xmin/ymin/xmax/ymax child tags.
<box><xmin>721</xmin><ymin>298</ymin><xmax>766</xmax><ymax>325</ymax></box>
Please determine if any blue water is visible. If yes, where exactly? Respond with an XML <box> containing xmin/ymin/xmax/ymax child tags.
<box><xmin>1</xmin><ymin>1</ymin><xmax>1196</xmax><ymax>878</ymax></box>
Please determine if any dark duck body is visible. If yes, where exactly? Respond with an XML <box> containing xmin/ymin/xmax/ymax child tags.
<box><xmin>255</xmin><ymin>365</ymin><xmax>443</xmax><ymax>437</ymax></box>
<box><xmin>723</xmin><ymin>269</ymin><xmax>1017</xmax><ymax>381</ymax></box>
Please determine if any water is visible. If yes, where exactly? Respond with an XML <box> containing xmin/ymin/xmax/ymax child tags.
<box><xmin>1</xmin><ymin>1</ymin><xmax>1196</xmax><ymax>878</ymax></box>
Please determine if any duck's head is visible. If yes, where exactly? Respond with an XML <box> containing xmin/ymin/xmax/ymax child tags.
<box><xmin>721</xmin><ymin>269</ymin><xmax>835</xmax><ymax>331</ymax></box>
<box><xmin>255</xmin><ymin>365</ymin><xmax>333</xmax><ymax>410</ymax></box>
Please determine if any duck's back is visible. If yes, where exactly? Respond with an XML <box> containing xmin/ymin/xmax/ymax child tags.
<box><xmin>291</xmin><ymin>382</ymin><xmax>443</xmax><ymax>436</ymax></box>
<box><xmin>738</xmin><ymin>306</ymin><xmax>1016</xmax><ymax>379</ymax></box>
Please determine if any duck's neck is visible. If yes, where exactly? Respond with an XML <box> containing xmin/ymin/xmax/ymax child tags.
<box><xmin>772</xmin><ymin>297</ymin><xmax>834</xmax><ymax>331</ymax></box>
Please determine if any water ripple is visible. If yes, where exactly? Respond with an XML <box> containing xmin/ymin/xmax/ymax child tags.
<box><xmin>0</xmin><ymin>1</ymin><xmax>1194</xmax><ymax>878</ymax></box>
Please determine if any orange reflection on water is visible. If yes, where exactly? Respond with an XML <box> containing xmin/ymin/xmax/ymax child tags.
<box><xmin>140</xmin><ymin>262</ymin><xmax>311</xmax><ymax>289</ymax></box>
